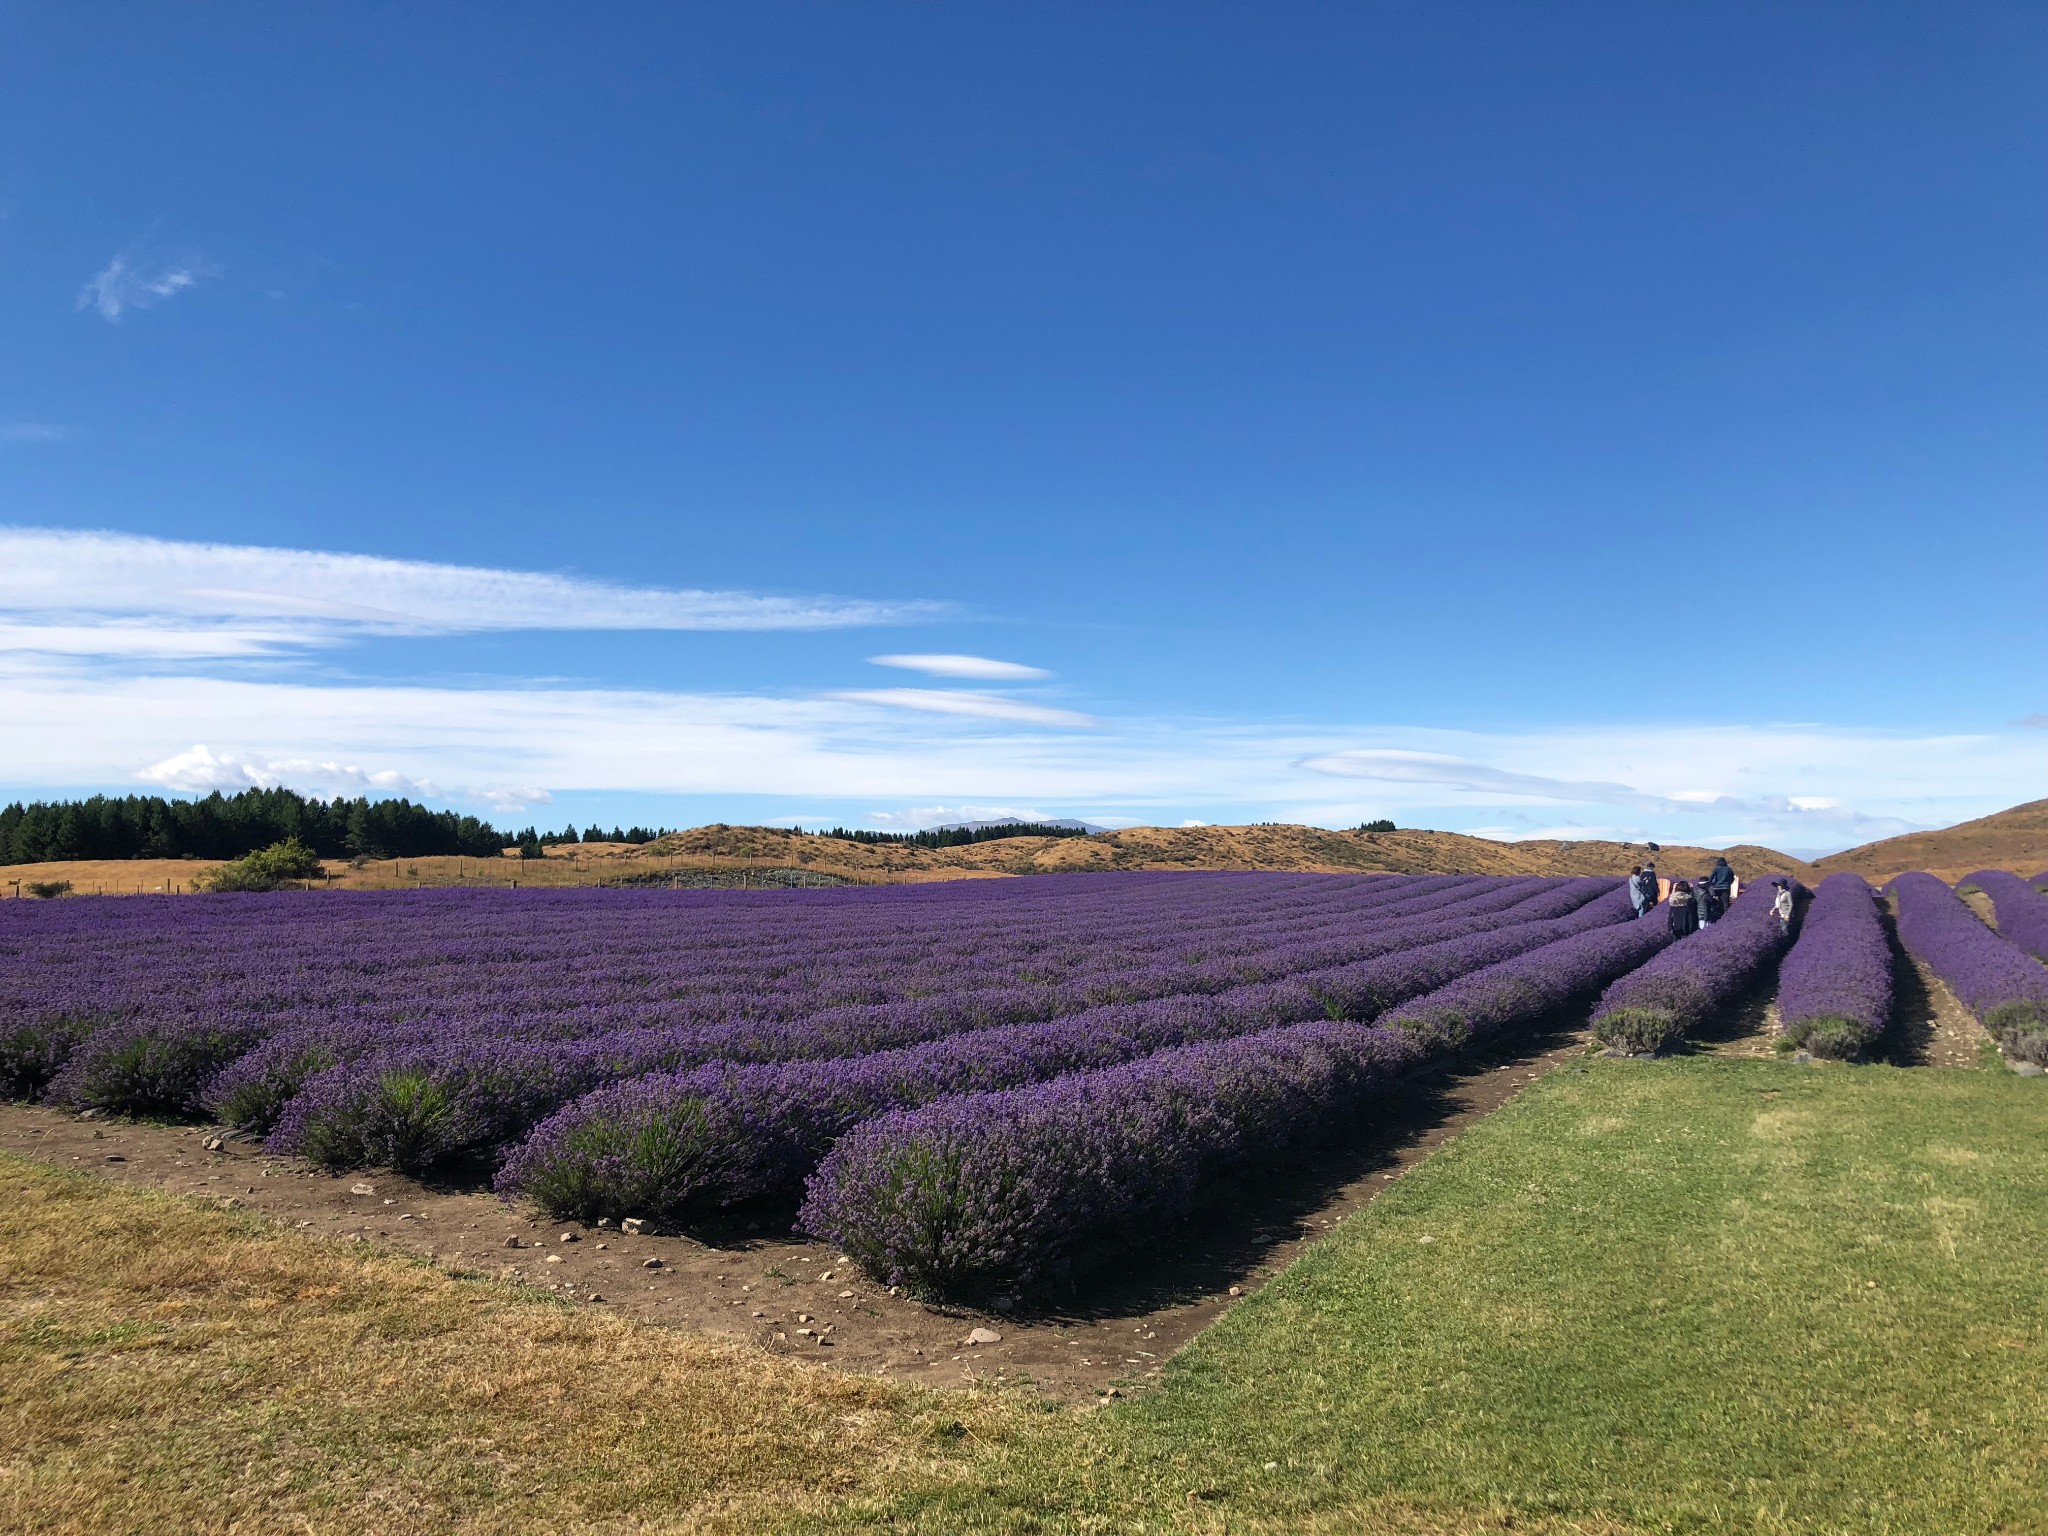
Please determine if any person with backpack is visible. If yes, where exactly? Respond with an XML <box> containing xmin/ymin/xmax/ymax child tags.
<box><xmin>1669</xmin><ymin>879</ymin><xmax>1698</xmax><ymax>937</ymax></box>
<box><xmin>1706</xmin><ymin>857</ymin><xmax>1735</xmax><ymax>910</ymax></box>
<box><xmin>1695</xmin><ymin>877</ymin><xmax>1719</xmax><ymax>927</ymax></box>
<box><xmin>1628</xmin><ymin>865</ymin><xmax>1652</xmax><ymax>919</ymax></box>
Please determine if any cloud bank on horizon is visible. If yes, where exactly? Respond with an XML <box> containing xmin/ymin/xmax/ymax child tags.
<box><xmin>1</xmin><ymin>528</ymin><xmax>2038</xmax><ymax>853</ymax></box>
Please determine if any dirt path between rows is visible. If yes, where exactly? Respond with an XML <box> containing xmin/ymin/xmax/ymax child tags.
<box><xmin>0</xmin><ymin>1023</ymin><xmax>1596</xmax><ymax>1403</ymax></box>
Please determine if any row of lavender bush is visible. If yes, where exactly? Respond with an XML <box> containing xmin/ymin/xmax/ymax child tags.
<box><xmin>498</xmin><ymin>882</ymin><xmax>1630</xmax><ymax>1219</ymax></box>
<box><xmin>266</xmin><ymin>878</ymin><xmax>1618</xmax><ymax>1174</ymax></box>
<box><xmin>209</xmin><ymin>875</ymin><xmax>1568</xmax><ymax>1132</ymax></box>
<box><xmin>1891</xmin><ymin>872</ymin><xmax>2048</xmax><ymax>1065</ymax></box>
<box><xmin>1959</xmin><ymin>869</ymin><xmax>2048</xmax><ymax>965</ymax></box>
<box><xmin>797</xmin><ymin>902</ymin><xmax>1668</xmax><ymax>1301</ymax></box>
<box><xmin>1775</xmin><ymin>873</ymin><xmax>1891</xmax><ymax>1058</ymax></box>
<box><xmin>1587</xmin><ymin>879</ymin><xmax>1798</xmax><ymax>1053</ymax></box>
<box><xmin>2</xmin><ymin>873</ymin><xmax>1528</xmax><ymax>1111</ymax></box>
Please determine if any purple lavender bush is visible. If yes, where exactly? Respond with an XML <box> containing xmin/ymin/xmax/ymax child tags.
<box><xmin>800</xmin><ymin>1023</ymin><xmax>1420</xmax><ymax>1300</ymax></box>
<box><xmin>1892</xmin><ymin>871</ymin><xmax>2048</xmax><ymax>1065</ymax></box>
<box><xmin>1378</xmin><ymin>914</ymin><xmax>1674</xmax><ymax>1051</ymax></box>
<box><xmin>1959</xmin><ymin>870</ymin><xmax>2048</xmax><ymax>965</ymax></box>
<box><xmin>1588</xmin><ymin>879</ymin><xmax>1798</xmax><ymax>1054</ymax></box>
<box><xmin>0</xmin><ymin>1011</ymin><xmax>105</xmax><ymax>1101</ymax></box>
<box><xmin>285</xmin><ymin>879</ymin><xmax>1623</xmax><ymax>1175</ymax></box>
<box><xmin>1776</xmin><ymin>873</ymin><xmax>1891</xmax><ymax>1059</ymax></box>
<box><xmin>192</xmin><ymin>873</ymin><xmax>1575</xmax><ymax>1140</ymax></box>
<box><xmin>498</xmin><ymin>884</ymin><xmax>1629</xmax><ymax>1220</ymax></box>
<box><xmin>47</xmin><ymin>1016</ymin><xmax>269</xmax><ymax>1118</ymax></box>
<box><xmin>800</xmin><ymin>905</ymin><xmax>1658</xmax><ymax>1300</ymax></box>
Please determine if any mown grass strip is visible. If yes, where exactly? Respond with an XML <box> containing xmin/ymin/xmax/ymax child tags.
<box><xmin>828</xmin><ymin>1059</ymin><xmax>2048</xmax><ymax>1534</ymax></box>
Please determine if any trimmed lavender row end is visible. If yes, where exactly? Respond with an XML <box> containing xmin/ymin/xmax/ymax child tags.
<box><xmin>1775</xmin><ymin>873</ymin><xmax>1892</xmax><ymax>1059</ymax></box>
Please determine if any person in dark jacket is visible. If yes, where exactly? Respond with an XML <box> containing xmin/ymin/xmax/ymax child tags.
<box><xmin>1669</xmin><ymin>879</ymin><xmax>1698</xmax><ymax>937</ymax></box>
<box><xmin>1695</xmin><ymin>878</ymin><xmax>1719</xmax><ymax>927</ymax></box>
<box><xmin>1706</xmin><ymin>857</ymin><xmax>1735</xmax><ymax>907</ymax></box>
<box><xmin>1641</xmin><ymin>867</ymin><xmax>1663</xmax><ymax>917</ymax></box>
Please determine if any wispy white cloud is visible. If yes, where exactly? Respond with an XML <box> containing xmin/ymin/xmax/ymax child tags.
<box><xmin>77</xmin><ymin>252</ymin><xmax>220</xmax><ymax>321</ymax></box>
<box><xmin>868</xmin><ymin>653</ymin><xmax>1052</xmax><ymax>681</ymax></box>
<box><xmin>1297</xmin><ymin>737</ymin><xmax>1954</xmax><ymax>844</ymax></box>
<box><xmin>1302</xmin><ymin>749</ymin><xmax>1662</xmax><ymax>809</ymax></box>
<box><xmin>1</xmin><ymin>661</ymin><xmax>2035</xmax><ymax>855</ymax></box>
<box><xmin>0</xmin><ymin>527</ymin><xmax>949</xmax><ymax>648</ymax></box>
<box><xmin>0</xmin><ymin>619</ymin><xmax>320</xmax><ymax>660</ymax></box>
<box><xmin>833</xmin><ymin>688</ymin><xmax>1098</xmax><ymax>729</ymax></box>
<box><xmin>1</xmin><ymin>423</ymin><xmax>77</xmax><ymax>444</ymax></box>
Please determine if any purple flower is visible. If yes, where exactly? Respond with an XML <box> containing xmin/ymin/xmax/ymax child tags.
<box><xmin>799</xmin><ymin>889</ymin><xmax>1651</xmax><ymax>1300</ymax></box>
<box><xmin>1959</xmin><ymin>870</ymin><xmax>2048</xmax><ymax>965</ymax></box>
<box><xmin>1892</xmin><ymin>872</ymin><xmax>2048</xmax><ymax>1065</ymax></box>
<box><xmin>1776</xmin><ymin>873</ymin><xmax>1891</xmax><ymax>1059</ymax></box>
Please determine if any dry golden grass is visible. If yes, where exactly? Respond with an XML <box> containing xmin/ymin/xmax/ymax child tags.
<box><xmin>0</xmin><ymin>1156</ymin><xmax>1023</xmax><ymax>1536</ymax></box>
<box><xmin>1815</xmin><ymin>796</ymin><xmax>2048</xmax><ymax>883</ymax></box>
<box><xmin>654</xmin><ymin>823</ymin><xmax>1814</xmax><ymax>883</ymax></box>
<box><xmin>0</xmin><ymin>859</ymin><xmax>223</xmax><ymax>896</ymax></box>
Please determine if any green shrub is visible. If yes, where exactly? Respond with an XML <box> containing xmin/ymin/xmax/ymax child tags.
<box><xmin>198</xmin><ymin>838</ymin><xmax>325</xmax><ymax>893</ymax></box>
<box><xmin>25</xmin><ymin>880</ymin><xmax>72</xmax><ymax>899</ymax></box>
<box><xmin>1782</xmin><ymin>1015</ymin><xmax>1867</xmax><ymax>1060</ymax></box>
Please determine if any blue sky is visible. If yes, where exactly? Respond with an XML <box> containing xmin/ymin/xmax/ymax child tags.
<box><xmin>2</xmin><ymin>3</ymin><xmax>2043</xmax><ymax>854</ymax></box>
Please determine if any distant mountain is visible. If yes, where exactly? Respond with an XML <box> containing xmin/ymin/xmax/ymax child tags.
<box><xmin>924</xmin><ymin>817</ymin><xmax>1111</xmax><ymax>835</ymax></box>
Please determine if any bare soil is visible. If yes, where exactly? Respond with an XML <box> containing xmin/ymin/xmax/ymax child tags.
<box><xmin>0</xmin><ymin>1022</ymin><xmax>1600</xmax><ymax>1404</ymax></box>
<box><xmin>1883</xmin><ymin>955</ymin><xmax>1996</xmax><ymax>1069</ymax></box>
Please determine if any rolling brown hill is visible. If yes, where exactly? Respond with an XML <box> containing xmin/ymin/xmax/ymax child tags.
<box><xmin>652</xmin><ymin>822</ymin><xmax>1815</xmax><ymax>882</ymax></box>
<box><xmin>24</xmin><ymin>801</ymin><xmax>2048</xmax><ymax>897</ymax></box>
<box><xmin>1813</xmin><ymin>798</ymin><xmax>2048</xmax><ymax>884</ymax></box>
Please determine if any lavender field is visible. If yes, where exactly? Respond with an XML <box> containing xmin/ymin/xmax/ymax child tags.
<box><xmin>6</xmin><ymin>862</ymin><xmax>2045</xmax><ymax>1301</ymax></box>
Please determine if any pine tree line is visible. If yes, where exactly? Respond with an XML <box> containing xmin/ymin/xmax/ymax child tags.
<box><xmin>0</xmin><ymin>788</ymin><xmax>506</xmax><ymax>865</ymax></box>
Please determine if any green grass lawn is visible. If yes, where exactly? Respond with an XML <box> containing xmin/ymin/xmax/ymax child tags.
<box><xmin>832</xmin><ymin>1059</ymin><xmax>2048</xmax><ymax>1535</ymax></box>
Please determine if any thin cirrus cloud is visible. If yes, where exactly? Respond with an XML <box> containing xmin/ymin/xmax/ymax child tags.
<box><xmin>868</xmin><ymin>653</ymin><xmax>1052</xmax><ymax>681</ymax></box>
<box><xmin>1301</xmin><ymin>749</ymin><xmax>1670</xmax><ymax>810</ymax></box>
<box><xmin>833</xmin><ymin>688</ymin><xmax>1099</xmax><ymax>730</ymax></box>
<box><xmin>1297</xmin><ymin>744</ymin><xmax>1929</xmax><ymax>840</ymax></box>
<box><xmin>2</xmin><ymin>422</ymin><xmax>78</xmax><ymax>444</ymax></box>
<box><xmin>77</xmin><ymin>252</ymin><xmax>221</xmax><ymax>321</ymax></box>
<box><xmin>0</xmin><ymin>527</ymin><xmax>951</xmax><ymax>658</ymax></box>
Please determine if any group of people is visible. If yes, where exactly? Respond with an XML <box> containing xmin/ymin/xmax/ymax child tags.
<box><xmin>1626</xmin><ymin>856</ymin><xmax>1797</xmax><ymax>937</ymax></box>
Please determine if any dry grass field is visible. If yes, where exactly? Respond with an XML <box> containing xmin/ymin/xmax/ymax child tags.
<box><xmin>3</xmin><ymin>823</ymin><xmax>1808</xmax><ymax>899</ymax></box>
<box><xmin>1814</xmin><ymin>797</ymin><xmax>2048</xmax><ymax>883</ymax></box>
<box><xmin>652</xmin><ymin>823</ymin><xmax>1813</xmax><ymax>881</ymax></box>
<box><xmin>9</xmin><ymin>800</ymin><xmax>2048</xmax><ymax>899</ymax></box>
